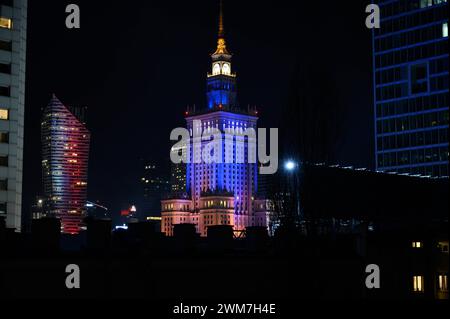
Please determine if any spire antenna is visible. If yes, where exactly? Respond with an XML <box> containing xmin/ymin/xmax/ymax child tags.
<box><xmin>218</xmin><ymin>0</ymin><xmax>224</xmax><ymax>38</ymax></box>
<box><xmin>213</xmin><ymin>0</ymin><xmax>229</xmax><ymax>55</ymax></box>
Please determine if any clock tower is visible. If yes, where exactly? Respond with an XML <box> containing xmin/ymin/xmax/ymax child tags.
<box><xmin>161</xmin><ymin>0</ymin><xmax>270</xmax><ymax>237</ymax></box>
<box><xmin>206</xmin><ymin>1</ymin><xmax>237</xmax><ymax>110</ymax></box>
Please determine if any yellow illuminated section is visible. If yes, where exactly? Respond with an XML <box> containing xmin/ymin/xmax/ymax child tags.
<box><xmin>439</xmin><ymin>275</ymin><xmax>448</xmax><ymax>291</ymax></box>
<box><xmin>412</xmin><ymin>241</ymin><xmax>422</xmax><ymax>248</ymax></box>
<box><xmin>413</xmin><ymin>276</ymin><xmax>424</xmax><ymax>292</ymax></box>
<box><xmin>0</xmin><ymin>17</ymin><xmax>12</xmax><ymax>29</ymax></box>
<box><xmin>213</xmin><ymin>63</ymin><xmax>221</xmax><ymax>75</ymax></box>
<box><xmin>0</xmin><ymin>109</ymin><xmax>8</xmax><ymax>120</ymax></box>
<box><xmin>214</xmin><ymin>38</ymin><xmax>229</xmax><ymax>55</ymax></box>
<box><xmin>208</xmin><ymin>62</ymin><xmax>235</xmax><ymax>78</ymax></box>
<box><xmin>222</xmin><ymin>63</ymin><xmax>230</xmax><ymax>75</ymax></box>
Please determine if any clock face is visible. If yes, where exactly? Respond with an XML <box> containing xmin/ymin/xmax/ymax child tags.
<box><xmin>213</xmin><ymin>63</ymin><xmax>221</xmax><ymax>75</ymax></box>
<box><xmin>222</xmin><ymin>63</ymin><xmax>231</xmax><ymax>75</ymax></box>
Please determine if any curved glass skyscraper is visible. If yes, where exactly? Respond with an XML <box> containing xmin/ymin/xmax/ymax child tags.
<box><xmin>41</xmin><ymin>95</ymin><xmax>90</xmax><ymax>234</ymax></box>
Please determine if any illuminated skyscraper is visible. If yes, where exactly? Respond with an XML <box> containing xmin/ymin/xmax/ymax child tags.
<box><xmin>161</xmin><ymin>2</ymin><xmax>269</xmax><ymax>237</ymax></box>
<box><xmin>373</xmin><ymin>0</ymin><xmax>449</xmax><ymax>176</ymax></box>
<box><xmin>41</xmin><ymin>95</ymin><xmax>91</xmax><ymax>234</ymax></box>
<box><xmin>0</xmin><ymin>0</ymin><xmax>27</xmax><ymax>231</ymax></box>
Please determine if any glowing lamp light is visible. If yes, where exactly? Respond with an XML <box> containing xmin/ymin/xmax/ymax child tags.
<box><xmin>285</xmin><ymin>160</ymin><xmax>297</xmax><ymax>171</ymax></box>
<box><xmin>130</xmin><ymin>205</ymin><xmax>137</xmax><ymax>212</ymax></box>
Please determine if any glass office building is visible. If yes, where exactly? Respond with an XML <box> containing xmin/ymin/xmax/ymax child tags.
<box><xmin>374</xmin><ymin>0</ymin><xmax>449</xmax><ymax>176</ymax></box>
<box><xmin>0</xmin><ymin>0</ymin><xmax>27</xmax><ymax>231</ymax></box>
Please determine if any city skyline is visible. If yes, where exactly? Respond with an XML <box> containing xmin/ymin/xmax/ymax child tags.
<box><xmin>0</xmin><ymin>0</ymin><xmax>448</xmax><ymax>304</ymax></box>
<box><xmin>22</xmin><ymin>0</ymin><xmax>374</xmax><ymax>220</ymax></box>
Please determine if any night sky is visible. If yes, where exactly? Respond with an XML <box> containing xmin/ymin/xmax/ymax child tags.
<box><xmin>24</xmin><ymin>0</ymin><xmax>373</xmax><ymax>219</ymax></box>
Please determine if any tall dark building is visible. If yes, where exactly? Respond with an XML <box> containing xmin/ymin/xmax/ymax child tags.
<box><xmin>170</xmin><ymin>162</ymin><xmax>186</xmax><ymax>193</ymax></box>
<box><xmin>141</xmin><ymin>161</ymin><xmax>170</xmax><ymax>218</ymax></box>
<box><xmin>41</xmin><ymin>95</ymin><xmax>91</xmax><ymax>234</ymax></box>
<box><xmin>373</xmin><ymin>0</ymin><xmax>448</xmax><ymax>176</ymax></box>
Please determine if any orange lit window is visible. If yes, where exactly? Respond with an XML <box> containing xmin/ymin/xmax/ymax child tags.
<box><xmin>0</xmin><ymin>109</ymin><xmax>8</xmax><ymax>120</ymax></box>
<box><xmin>0</xmin><ymin>17</ymin><xmax>12</xmax><ymax>29</ymax></box>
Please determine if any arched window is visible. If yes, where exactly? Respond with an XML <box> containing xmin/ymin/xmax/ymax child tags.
<box><xmin>222</xmin><ymin>63</ymin><xmax>231</xmax><ymax>75</ymax></box>
<box><xmin>213</xmin><ymin>63</ymin><xmax>221</xmax><ymax>75</ymax></box>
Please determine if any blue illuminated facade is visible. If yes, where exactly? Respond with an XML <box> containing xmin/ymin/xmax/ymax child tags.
<box><xmin>373</xmin><ymin>0</ymin><xmax>449</xmax><ymax>176</ymax></box>
<box><xmin>161</xmin><ymin>3</ymin><xmax>269</xmax><ymax>237</ymax></box>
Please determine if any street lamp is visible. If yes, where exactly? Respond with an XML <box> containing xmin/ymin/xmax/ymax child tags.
<box><xmin>283</xmin><ymin>159</ymin><xmax>301</xmax><ymax>227</ymax></box>
<box><xmin>284</xmin><ymin>160</ymin><xmax>297</xmax><ymax>171</ymax></box>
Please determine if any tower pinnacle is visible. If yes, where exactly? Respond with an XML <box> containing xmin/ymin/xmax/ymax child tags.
<box><xmin>214</xmin><ymin>0</ymin><xmax>229</xmax><ymax>55</ymax></box>
<box><xmin>218</xmin><ymin>0</ymin><xmax>224</xmax><ymax>38</ymax></box>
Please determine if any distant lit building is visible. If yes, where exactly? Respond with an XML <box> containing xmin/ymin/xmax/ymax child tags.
<box><xmin>119</xmin><ymin>204</ymin><xmax>139</xmax><ymax>225</ymax></box>
<box><xmin>0</xmin><ymin>0</ymin><xmax>27</xmax><ymax>231</ymax></box>
<box><xmin>86</xmin><ymin>201</ymin><xmax>109</xmax><ymax>219</ymax></box>
<box><xmin>374</xmin><ymin>0</ymin><xmax>449</xmax><ymax>176</ymax></box>
<box><xmin>41</xmin><ymin>95</ymin><xmax>91</xmax><ymax>234</ymax></box>
<box><xmin>141</xmin><ymin>161</ymin><xmax>170</xmax><ymax>218</ymax></box>
<box><xmin>161</xmin><ymin>3</ymin><xmax>269</xmax><ymax>237</ymax></box>
<box><xmin>170</xmin><ymin>162</ymin><xmax>186</xmax><ymax>193</ymax></box>
<box><xmin>30</xmin><ymin>196</ymin><xmax>48</xmax><ymax>220</ymax></box>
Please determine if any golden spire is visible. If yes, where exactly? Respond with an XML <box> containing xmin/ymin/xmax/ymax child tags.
<box><xmin>218</xmin><ymin>0</ymin><xmax>224</xmax><ymax>38</ymax></box>
<box><xmin>214</xmin><ymin>0</ymin><xmax>229</xmax><ymax>55</ymax></box>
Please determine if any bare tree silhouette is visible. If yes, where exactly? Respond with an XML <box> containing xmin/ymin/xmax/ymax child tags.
<box><xmin>271</xmin><ymin>61</ymin><xmax>345</xmax><ymax>235</ymax></box>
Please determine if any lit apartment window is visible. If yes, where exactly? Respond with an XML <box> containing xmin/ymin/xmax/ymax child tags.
<box><xmin>413</xmin><ymin>275</ymin><xmax>424</xmax><ymax>292</ymax></box>
<box><xmin>438</xmin><ymin>241</ymin><xmax>449</xmax><ymax>253</ymax></box>
<box><xmin>438</xmin><ymin>274</ymin><xmax>448</xmax><ymax>292</ymax></box>
<box><xmin>443</xmin><ymin>23</ymin><xmax>448</xmax><ymax>38</ymax></box>
<box><xmin>0</xmin><ymin>109</ymin><xmax>8</xmax><ymax>120</ymax></box>
<box><xmin>421</xmin><ymin>0</ymin><xmax>447</xmax><ymax>7</ymax></box>
<box><xmin>0</xmin><ymin>17</ymin><xmax>12</xmax><ymax>29</ymax></box>
<box><xmin>412</xmin><ymin>241</ymin><xmax>422</xmax><ymax>248</ymax></box>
